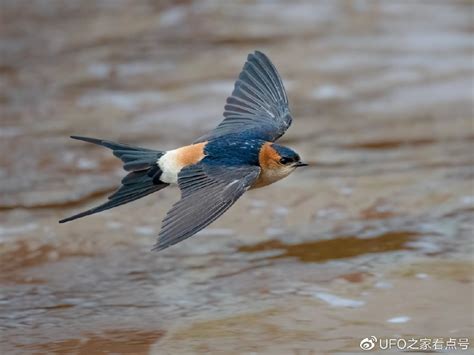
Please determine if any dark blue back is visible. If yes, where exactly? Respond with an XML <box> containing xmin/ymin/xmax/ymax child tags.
<box><xmin>203</xmin><ymin>135</ymin><xmax>264</xmax><ymax>167</ymax></box>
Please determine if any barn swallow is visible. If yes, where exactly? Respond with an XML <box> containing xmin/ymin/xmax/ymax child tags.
<box><xmin>60</xmin><ymin>51</ymin><xmax>307</xmax><ymax>251</ymax></box>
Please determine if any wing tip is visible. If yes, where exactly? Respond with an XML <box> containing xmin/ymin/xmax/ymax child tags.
<box><xmin>253</xmin><ymin>50</ymin><xmax>266</xmax><ymax>58</ymax></box>
<box><xmin>151</xmin><ymin>241</ymin><xmax>170</xmax><ymax>252</ymax></box>
<box><xmin>248</xmin><ymin>50</ymin><xmax>271</xmax><ymax>64</ymax></box>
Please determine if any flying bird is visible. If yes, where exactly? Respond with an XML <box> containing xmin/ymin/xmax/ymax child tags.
<box><xmin>60</xmin><ymin>51</ymin><xmax>307</xmax><ymax>251</ymax></box>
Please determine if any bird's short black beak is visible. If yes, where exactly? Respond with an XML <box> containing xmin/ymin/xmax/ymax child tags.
<box><xmin>295</xmin><ymin>162</ymin><xmax>309</xmax><ymax>167</ymax></box>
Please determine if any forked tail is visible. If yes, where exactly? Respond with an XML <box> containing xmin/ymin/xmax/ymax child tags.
<box><xmin>59</xmin><ymin>136</ymin><xmax>168</xmax><ymax>223</ymax></box>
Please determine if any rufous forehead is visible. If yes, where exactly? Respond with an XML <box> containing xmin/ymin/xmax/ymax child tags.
<box><xmin>259</xmin><ymin>142</ymin><xmax>281</xmax><ymax>169</ymax></box>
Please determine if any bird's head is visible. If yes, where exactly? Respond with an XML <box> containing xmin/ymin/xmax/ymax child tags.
<box><xmin>271</xmin><ymin>144</ymin><xmax>308</xmax><ymax>169</ymax></box>
<box><xmin>258</xmin><ymin>143</ymin><xmax>308</xmax><ymax>179</ymax></box>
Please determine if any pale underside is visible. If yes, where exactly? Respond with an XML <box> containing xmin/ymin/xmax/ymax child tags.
<box><xmin>251</xmin><ymin>164</ymin><xmax>296</xmax><ymax>189</ymax></box>
<box><xmin>157</xmin><ymin>150</ymin><xmax>182</xmax><ymax>184</ymax></box>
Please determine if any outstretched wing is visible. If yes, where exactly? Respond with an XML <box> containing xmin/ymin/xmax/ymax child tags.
<box><xmin>195</xmin><ymin>51</ymin><xmax>292</xmax><ymax>143</ymax></box>
<box><xmin>153</xmin><ymin>163</ymin><xmax>260</xmax><ymax>251</ymax></box>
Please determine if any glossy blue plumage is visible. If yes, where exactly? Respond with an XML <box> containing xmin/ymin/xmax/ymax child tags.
<box><xmin>270</xmin><ymin>144</ymin><xmax>300</xmax><ymax>162</ymax></box>
<box><xmin>203</xmin><ymin>136</ymin><xmax>264</xmax><ymax>167</ymax></box>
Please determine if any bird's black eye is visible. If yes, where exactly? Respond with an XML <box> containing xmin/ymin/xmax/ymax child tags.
<box><xmin>280</xmin><ymin>157</ymin><xmax>292</xmax><ymax>165</ymax></box>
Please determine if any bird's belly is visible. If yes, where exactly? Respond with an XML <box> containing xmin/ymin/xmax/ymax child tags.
<box><xmin>251</xmin><ymin>166</ymin><xmax>294</xmax><ymax>189</ymax></box>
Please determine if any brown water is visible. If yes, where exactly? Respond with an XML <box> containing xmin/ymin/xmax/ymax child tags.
<box><xmin>1</xmin><ymin>1</ymin><xmax>473</xmax><ymax>354</ymax></box>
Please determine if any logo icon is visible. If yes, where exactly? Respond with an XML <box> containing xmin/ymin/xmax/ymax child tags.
<box><xmin>360</xmin><ymin>336</ymin><xmax>377</xmax><ymax>351</ymax></box>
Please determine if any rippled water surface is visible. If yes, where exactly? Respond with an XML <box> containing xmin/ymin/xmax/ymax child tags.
<box><xmin>1</xmin><ymin>1</ymin><xmax>473</xmax><ymax>354</ymax></box>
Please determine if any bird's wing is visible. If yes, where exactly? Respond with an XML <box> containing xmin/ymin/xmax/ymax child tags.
<box><xmin>195</xmin><ymin>51</ymin><xmax>292</xmax><ymax>143</ymax></box>
<box><xmin>153</xmin><ymin>163</ymin><xmax>260</xmax><ymax>251</ymax></box>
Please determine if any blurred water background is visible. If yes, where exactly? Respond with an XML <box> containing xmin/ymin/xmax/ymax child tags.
<box><xmin>0</xmin><ymin>0</ymin><xmax>473</xmax><ymax>353</ymax></box>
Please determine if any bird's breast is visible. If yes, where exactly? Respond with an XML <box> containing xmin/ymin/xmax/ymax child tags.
<box><xmin>251</xmin><ymin>164</ymin><xmax>295</xmax><ymax>189</ymax></box>
<box><xmin>158</xmin><ymin>142</ymin><xmax>207</xmax><ymax>184</ymax></box>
